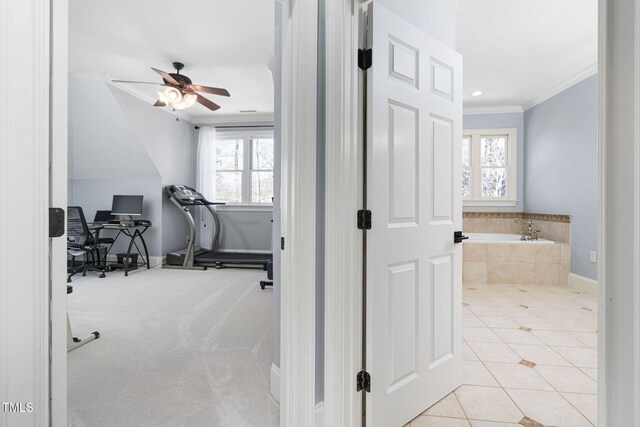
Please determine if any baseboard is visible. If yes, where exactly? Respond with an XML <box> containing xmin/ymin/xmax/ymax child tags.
<box><xmin>269</xmin><ymin>363</ymin><xmax>324</xmax><ymax>425</ymax></box>
<box><xmin>103</xmin><ymin>254</ymin><xmax>164</xmax><ymax>268</ymax></box>
<box><xmin>315</xmin><ymin>401</ymin><xmax>324</xmax><ymax>426</ymax></box>
<box><xmin>568</xmin><ymin>273</ymin><xmax>598</xmax><ymax>296</ymax></box>
<box><xmin>217</xmin><ymin>248</ymin><xmax>272</xmax><ymax>254</ymax></box>
<box><xmin>270</xmin><ymin>363</ymin><xmax>280</xmax><ymax>404</ymax></box>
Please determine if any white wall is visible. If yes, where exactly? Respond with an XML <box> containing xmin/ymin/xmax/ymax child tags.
<box><xmin>375</xmin><ymin>0</ymin><xmax>456</xmax><ymax>48</ymax></box>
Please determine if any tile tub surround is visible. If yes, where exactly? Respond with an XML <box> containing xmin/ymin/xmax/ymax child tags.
<box><xmin>463</xmin><ymin>241</ymin><xmax>570</xmax><ymax>285</ymax></box>
<box><xmin>463</xmin><ymin>212</ymin><xmax>570</xmax><ymax>244</ymax></box>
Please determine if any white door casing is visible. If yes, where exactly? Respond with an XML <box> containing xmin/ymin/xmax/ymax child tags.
<box><xmin>365</xmin><ymin>4</ymin><xmax>463</xmax><ymax>426</ymax></box>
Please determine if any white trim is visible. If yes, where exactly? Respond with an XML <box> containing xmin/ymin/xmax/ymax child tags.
<box><xmin>568</xmin><ymin>273</ymin><xmax>598</xmax><ymax>297</ymax></box>
<box><xmin>51</xmin><ymin>0</ymin><xmax>69</xmax><ymax>425</ymax></box>
<box><xmin>192</xmin><ymin>113</ymin><xmax>276</xmax><ymax>125</ymax></box>
<box><xmin>597</xmin><ymin>2</ymin><xmax>608</xmax><ymax>423</ymax></box>
<box><xmin>634</xmin><ymin>0</ymin><xmax>640</xmax><ymax>424</ymax></box>
<box><xmin>323</xmin><ymin>1</ymin><xmax>363</xmax><ymax>426</ymax></box>
<box><xmin>463</xmin><ymin>128</ymin><xmax>518</xmax><ymax>204</ymax></box>
<box><xmin>280</xmin><ymin>0</ymin><xmax>318</xmax><ymax>424</ymax></box>
<box><xmin>215</xmin><ymin>205</ymin><xmax>273</xmax><ymax>212</ymax></box>
<box><xmin>315</xmin><ymin>402</ymin><xmax>325</xmax><ymax>426</ymax></box>
<box><xmin>523</xmin><ymin>63</ymin><xmax>598</xmax><ymax>111</ymax></box>
<box><xmin>270</xmin><ymin>363</ymin><xmax>281</xmax><ymax>404</ymax></box>
<box><xmin>0</xmin><ymin>1</ymin><xmax>51</xmax><ymax>425</ymax></box>
<box><xmin>463</xmin><ymin>106</ymin><xmax>523</xmax><ymax>115</ymax></box>
<box><xmin>216</xmin><ymin>249</ymin><xmax>272</xmax><ymax>255</ymax></box>
<box><xmin>463</xmin><ymin>199</ymin><xmax>518</xmax><ymax>207</ymax></box>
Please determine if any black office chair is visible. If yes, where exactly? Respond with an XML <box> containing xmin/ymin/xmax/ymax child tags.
<box><xmin>67</xmin><ymin>206</ymin><xmax>108</xmax><ymax>282</ymax></box>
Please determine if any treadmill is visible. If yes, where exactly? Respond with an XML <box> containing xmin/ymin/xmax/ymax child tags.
<box><xmin>163</xmin><ymin>185</ymin><xmax>272</xmax><ymax>269</ymax></box>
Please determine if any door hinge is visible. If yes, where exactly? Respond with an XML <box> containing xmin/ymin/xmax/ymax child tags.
<box><xmin>281</xmin><ymin>237</ymin><xmax>285</xmax><ymax>250</ymax></box>
<box><xmin>357</xmin><ymin>210</ymin><xmax>372</xmax><ymax>230</ymax></box>
<box><xmin>358</xmin><ymin>48</ymin><xmax>372</xmax><ymax>70</ymax></box>
<box><xmin>49</xmin><ymin>207</ymin><xmax>65</xmax><ymax>238</ymax></box>
<box><xmin>356</xmin><ymin>370</ymin><xmax>371</xmax><ymax>392</ymax></box>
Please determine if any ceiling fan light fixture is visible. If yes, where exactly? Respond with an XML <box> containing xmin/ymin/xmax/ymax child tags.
<box><xmin>173</xmin><ymin>92</ymin><xmax>197</xmax><ymax>110</ymax></box>
<box><xmin>163</xmin><ymin>87</ymin><xmax>182</xmax><ymax>104</ymax></box>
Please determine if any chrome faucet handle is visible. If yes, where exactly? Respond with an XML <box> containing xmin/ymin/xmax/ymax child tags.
<box><xmin>514</xmin><ymin>217</ymin><xmax>521</xmax><ymax>224</ymax></box>
<box><xmin>520</xmin><ymin>230</ymin><xmax>527</xmax><ymax>241</ymax></box>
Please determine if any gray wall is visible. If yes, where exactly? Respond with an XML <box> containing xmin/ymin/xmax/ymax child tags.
<box><xmin>524</xmin><ymin>75</ymin><xmax>598</xmax><ymax>280</ymax></box>
<box><xmin>215</xmin><ymin>210</ymin><xmax>273</xmax><ymax>252</ymax></box>
<box><xmin>463</xmin><ymin>112</ymin><xmax>525</xmax><ymax>212</ymax></box>
<box><xmin>68</xmin><ymin>72</ymin><xmax>197</xmax><ymax>257</ymax></box>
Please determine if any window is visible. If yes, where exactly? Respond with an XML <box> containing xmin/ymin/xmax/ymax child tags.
<box><xmin>215</xmin><ymin>130</ymin><xmax>274</xmax><ymax>205</ymax></box>
<box><xmin>462</xmin><ymin>128</ymin><xmax>517</xmax><ymax>206</ymax></box>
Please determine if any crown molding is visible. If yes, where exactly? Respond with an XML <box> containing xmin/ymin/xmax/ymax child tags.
<box><xmin>463</xmin><ymin>106</ymin><xmax>523</xmax><ymax>115</ymax></box>
<box><xmin>523</xmin><ymin>63</ymin><xmax>598</xmax><ymax>111</ymax></box>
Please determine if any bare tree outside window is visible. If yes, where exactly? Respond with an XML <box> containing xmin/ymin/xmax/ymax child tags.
<box><xmin>213</xmin><ymin>133</ymin><xmax>274</xmax><ymax>205</ymax></box>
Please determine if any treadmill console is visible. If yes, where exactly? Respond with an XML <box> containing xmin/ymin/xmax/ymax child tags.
<box><xmin>164</xmin><ymin>185</ymin><xmax>226</xmax><ymax>206</ymax></box>
<box><xmin>166</xmin><ymin>185</ymin><xmax>205</xmax><ymax>204</ymax></box>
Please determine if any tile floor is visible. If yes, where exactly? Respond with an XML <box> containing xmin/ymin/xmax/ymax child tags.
<box><xmin>409</xmin><ymin>283</ymin><xmax>598</xmax><ymax>427</ymax></box>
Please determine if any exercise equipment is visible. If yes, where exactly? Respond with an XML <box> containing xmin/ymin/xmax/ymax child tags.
<box><xmin>67</xmin><ymin>285</ymin><xmax>100</xmax><ymax>352</ymax></box>
<box><xmin>260</xmin><ymin>261</ymin><xmax>274</xmax><ymax>289</ymax></box>
<box><xmin>163</xmin><ymin>185</ymin><xmax>272</xmax><ymax>269</ymax></box>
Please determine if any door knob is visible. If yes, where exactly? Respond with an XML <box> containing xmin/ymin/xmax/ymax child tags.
<box><xmin>454</xmin><ymin>231</ymin><xmax>469</xmax><ymax>244</ymax></box>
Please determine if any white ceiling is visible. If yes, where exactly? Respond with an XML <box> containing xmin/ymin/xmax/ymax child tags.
<box><xmin>69</xmin><ymin>0</ymin><xmax>274</xmax><ymax>123</ymax></box>
<box><xmin>456</xmin><ymin>0</ymin><xmax>598</xmax><ymax>110</ymax></box>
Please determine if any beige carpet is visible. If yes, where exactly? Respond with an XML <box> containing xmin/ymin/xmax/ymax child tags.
<box><xmin>67</xmin><ymin>266</ymin><xmax>278</xmax><ymax>427</ymax></box>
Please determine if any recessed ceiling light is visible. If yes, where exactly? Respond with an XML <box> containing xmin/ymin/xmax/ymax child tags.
<box><xmin>471</xmin><ymin>91</ymin><xmax>483</xmax><ymax>97</ymax></box>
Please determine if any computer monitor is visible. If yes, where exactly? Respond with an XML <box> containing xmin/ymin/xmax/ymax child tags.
<box><xmin>111</xmin><ymin>195</ymin><xmax>144</xmax><ymax>216</ymax></box>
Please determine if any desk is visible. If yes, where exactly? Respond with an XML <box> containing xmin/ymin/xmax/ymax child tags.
<box><xmin>89</xmin><ymin>221</ymin><xmax>152</xmax><ymax>276</ymax></box>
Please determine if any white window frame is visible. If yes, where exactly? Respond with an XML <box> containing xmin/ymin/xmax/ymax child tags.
<box><xmin>214</xmin><ymin>128</ymin><xmax>274</xmax><ymax>207</ymax></box>
<box><xmin>463</xmin><ymin>128</ymin><xmax>518</xmax><ymax>207</ymax></box>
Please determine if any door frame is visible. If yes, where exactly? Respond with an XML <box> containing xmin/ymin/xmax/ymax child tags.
<box><xmin>322</xmin><ymin>0</ymin><xmax>639</xmax><ymax>426</ymax></box>
<box><xmin>5</xmin><ymin>0</ymin><xmax>639</xmax><ymax>425</ymax></box>
<box><xmin>323</xmin><ymin>0</ymin><xmax>363</xmax><ymax>426</ymax></box>
<box><xmin>278</xmin><ymin>0</ymin><xmax>320</xmax><ymax>425</ymax></box>
<box><xmin>0</xmin><ymin>1</ymin><xmax>54</xmax><ymax>425</ymax></box>
<box><xmin>46</xmin><ymin>0</ymin><xmax>322</xmax><ymax>425</ymax></box>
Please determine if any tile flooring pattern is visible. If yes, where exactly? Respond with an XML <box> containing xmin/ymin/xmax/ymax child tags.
<box><xmin>408</xmin><ymin>284</ymin><xmax>598</xmax><ymax>427</ymax></box>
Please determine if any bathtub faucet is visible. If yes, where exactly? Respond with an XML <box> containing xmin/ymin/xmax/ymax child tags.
<box><xmin>516</xmin><ymin>218</ymin><xmax>540</xmax><ymax>240</ymax></box>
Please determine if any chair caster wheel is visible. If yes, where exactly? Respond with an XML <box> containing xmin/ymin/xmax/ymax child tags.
<box><xmin>99</xmin><ymin>273</ymin><xmax>106</xmax><ymax>278</ymax></box>
<box><xmin>67</xmin><ymin>278</ymin><xmax>71</xmax><ymax>283</ymax></box>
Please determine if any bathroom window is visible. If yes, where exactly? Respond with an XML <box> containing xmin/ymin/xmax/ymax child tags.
<box><xmin>462</xmin><ymin>128</ymin><xmax>518</xmax><ymax>206</ymax></box>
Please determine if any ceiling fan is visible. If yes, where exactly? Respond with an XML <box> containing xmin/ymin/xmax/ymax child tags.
<box><xmin>111</xmin><ymin>62</ymin><xmax>230</xmax><ymax>111</ymax></box>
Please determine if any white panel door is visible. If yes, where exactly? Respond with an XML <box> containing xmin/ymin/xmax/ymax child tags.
<box><xmin>365</xmin><ymin>3</ymin><xmax>463</xmax><ymax>426</ymax></box>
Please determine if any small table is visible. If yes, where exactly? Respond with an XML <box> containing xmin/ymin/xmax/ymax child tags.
<box><xmin>88</xmin><ymin>221</ymin><xmax>152</xmax><ymax>276</ymax></box>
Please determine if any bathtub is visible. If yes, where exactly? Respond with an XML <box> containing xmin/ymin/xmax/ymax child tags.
<box><xmin>465</xmin><ymin>233</ymin><xmax>554</xmax><ymax>244</ymax></box>
<box><xmin>463</xmin><ymin>233</ymin><xmax>569</xmax><ymax>285</ymax></box>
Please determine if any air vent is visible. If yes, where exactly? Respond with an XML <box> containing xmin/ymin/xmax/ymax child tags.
<box><xmin>240</xmin><ymin>109</ymin><xmax>257</xmax><ymax>113</ymax></box>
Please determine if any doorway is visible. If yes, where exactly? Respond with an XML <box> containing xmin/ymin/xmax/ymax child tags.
<box><xmin>64</xmin><ymin>1</ymin><xmax>280</xmax><ymax>425</ymax></box>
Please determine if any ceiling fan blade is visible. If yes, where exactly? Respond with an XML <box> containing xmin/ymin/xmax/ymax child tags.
<box><xmin>151</xmin><ymin>67</ymin><xmax>180</xmax><ymax>85</ymax></box>
<box><xmin>153</xmin><ymin>99</ymin><xmax>167</xmax><ymax>107</ymax></box>
<box><xmin>189</xmin><ymin>85</ymin><xmax>230</xmax><ymax>97</ymax></box>
<box><xmin>195</xmin><ymin>93</ymin><xmax>221</xmax><ymax>111</ymax></box>
<box><xmin>112</xmin><ymin>80</ymin><xmax>165</xmax><ymax>86</ymax></box>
